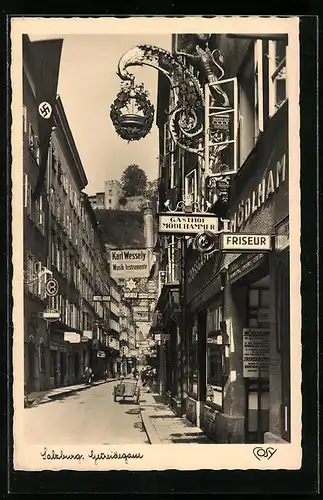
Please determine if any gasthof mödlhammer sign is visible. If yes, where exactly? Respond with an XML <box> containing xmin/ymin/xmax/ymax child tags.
<box><xmin>159</xmin><ymin>214</ymin><xmax>219</xmax><ymax>234</ymax></box>
<box><xmin>221</xmin><ymin>233</ymin><xmax>272</xmax><ymax>251</ymax></box>
<box><xmin>109</xmin><ymin>248</ymin><xmax>150</xmax><ymax>279</ymax></box>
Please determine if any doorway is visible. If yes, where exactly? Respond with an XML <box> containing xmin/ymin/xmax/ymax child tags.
<box><xmin>245</xmin><ymin>276</ymin><xmax>270</xmax><ymax>443</ymax></box>
<box><xmin>50</xmin><ymin>349</ymin><xmax>58</xmax><ymax>388</ymax></box>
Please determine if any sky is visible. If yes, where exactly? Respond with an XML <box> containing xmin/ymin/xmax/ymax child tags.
<box><xmin>29</xmin><ymin>34</ymin><xmax>172</xmax><ymax>195</ymax></box>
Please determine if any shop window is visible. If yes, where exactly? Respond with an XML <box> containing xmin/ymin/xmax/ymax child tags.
<box><xmin>189</xmin><ymin>318</ymin><xmax>198</xmax><ymax>395</ymax></box>
<box><xmin>205</xmin><ymin>305</ymin><xmax>224</xmax><ymax>409</ymax></box>
<box><xmin>268</xmin><ymin>40</ymin><xmax>287</xmax><ymax>116</ymax></box>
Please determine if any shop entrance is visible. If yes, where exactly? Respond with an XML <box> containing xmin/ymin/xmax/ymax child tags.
<box><xmin>245</xmin><ymin>276</ymin><xmax>270</xmax><ymax>443</ymax></box>
<box><xmin>50</xmin><ymin>349</ymin><xmax>58</xmax><ymax>388</ymax></box>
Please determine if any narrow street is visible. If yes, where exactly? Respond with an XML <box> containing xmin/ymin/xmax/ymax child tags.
<box><xmin>24</xmin><ymin>382</ymin><xmax>149</xmax><ymax>445</ymax></box>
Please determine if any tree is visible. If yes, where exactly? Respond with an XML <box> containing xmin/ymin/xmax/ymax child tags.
<box><xmin>120</xmin><ymin>164</ymin><xmax>148</xmax><ymax>197</ymax></box>
<box><xmin>145</xmin><ymin>179</ymin><xmax>158</xmax><ymax>199</ymax></box>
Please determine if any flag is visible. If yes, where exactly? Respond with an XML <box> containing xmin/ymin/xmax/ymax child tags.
<box><xmin>25</xmin><ymin>36</ymin><xmax>63</xmax><ymax>200</ymax></box>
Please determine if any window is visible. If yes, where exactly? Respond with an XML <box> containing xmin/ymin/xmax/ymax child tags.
<box><xmin>184</xmin><ymin>169</ymin><xmax>197</xmax><ymax>206</ymax></box>
<box><xmin>268</xmin><ymin>40</ymin><xmax>287</xmax><ymax>116</ymax></box>
<box><xmin>35</xmin><ymin>195</ymin><xmax>44</xmax><ymax>232</ymax></box>
<box><xmin>109</xmin><ymin>199</ymin><xmax>111</xmax><ymax>204</ymax></box>
<box><xmin>189</xmin><ymin>318</ymin><xmax>198</xmax><ymax>395</ymax></box>
<box><xmin>238</xmin><ymin>41</ymin><xmax>264</xmax><ymax>166</ymax></box>
<box><xmin>23</xmin><ymin>105</ymin><xmax>27</xmax><ymax>134</ymax></box>
<box><xmin>28</xmin><ymin>123</ymin><xmax>40</xmax><ymax>165</ymax></box>
<box><xmin>247</xmin><ymin>287</ymin><xmax>270</xmax><ymax>330</ymax></box>
<box><xmin>166</xmin><ymin>236</ymin><xmax>180</xmax><ymax>283</ymax></box>
<box><xmin>206</xmin><ymin>304</ymin><xmax>224</xmax><ymax>408</ymax></box>
<box><xmin>23</xmin><ymin>173</ymin><xmax>32</xmax><ymax>216</ymax></box>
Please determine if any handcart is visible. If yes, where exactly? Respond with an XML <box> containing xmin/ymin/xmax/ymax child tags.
<box><xmin>113</xmin><ymin>378</ymin><xmax>140</xmax><ymax>404</ymax></box>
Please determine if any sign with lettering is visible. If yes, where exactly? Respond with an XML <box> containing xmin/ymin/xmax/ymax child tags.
<box><xmin>158</xmin><ymin>214</ymin><xmax>220</xmax><ymax>234</ymax></box>
<box><xmin>243</xmin><ymin>328</ymin><xmax>270</xmax><ymax>378</ymax></box>
<box><xmin>228</xmin><ymin>253</ymin><xmax>265</xmax><ymax>283</ymax></box>
<box><xmin>93</xmin><ymin>295</ymin><xmax>110</xmax><ymax>302</ymax></box>
<box><xmin>230</xmin><ymin>155</ymin><xmax>287</xmax><ymax>232</ymax></box>
<box><xmin>221</xmin><ymin>233</ymin><xmax>272</xmax><ymax>252</ymax></box>
<box><xmin>109</xmin><ymin>249</ymin><xmax>150</xmax><ymax>279</ymax></box>
<box><xmin>43</xmin><ymin>308</ymin><xmax>61</xmax><ymax>322</ymax></box>
<box><xmin>97</xmin><ymin>351</ymin><xmax>106</xmax><ymax>358</ymax></box>
<box><xmin>133</xmin><ymin>311</ymin><xmax>150</xmax><ymax>322</ymax></box>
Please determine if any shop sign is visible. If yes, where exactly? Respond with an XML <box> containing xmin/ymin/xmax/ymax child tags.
<box><xmin>221</xmin><ymin>233</ymin><xmax>272</xmax><ymax>252</ymax></box>
<box><xmin>133</xmin><ymin>311</ymin><xmax>150</xmax><ymax>322</ymax></box>
<box><xmin>64</xmin><ymin>332</ymin><xmax>80</xmax><ymax>343</ymax></box>
<box><xmin>228</xmin><ymin>253</ymin><xmax>265</xmax><ymax>283</ymax></box>
<box><xmin>123</xmin><ymin>292</ymin><xmax>138</xmax><ymax>299</ymax></box>
<box><xmin>97</xmin><ymin>351</ymin><xmax>106</xmax><ymax>358</ymax></box>
<box><xmin>93</xmin><ymin>295</ymin><xmax>110</xmax><ymax>302</ymax></box>
<box><xmin>159</xmin><ymin>214</ymin><xmax>220</xmax><ymax>234</ymax></box>
<box><xmin>109</xmin><ymin>248</ymin><xmax>150</xmax><ymax>279</ymax></box>
<box><xmin>243</xmin><ymin>328</ymin><xmax>270</xmax><ymax>378</ymax></box>
<box><xmin>43</xmin><ymin>308</ymin><xmax>61</xmax><ymax>322</ymax></box>
<box><xmin>83</xmin><ymin>330</ymin><xmax>93</xmax><ymax>339</ymax></box>
<box><xmin>231</xmin><ymin>154</ymin><xmax>287</xmax><ymax>232</ymax></box>
<box><xmin>80</xmin><ymin>336</ymin><xmax>89</xmax><ymax>343</ymax></box>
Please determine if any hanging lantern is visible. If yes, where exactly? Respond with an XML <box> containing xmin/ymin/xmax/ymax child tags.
<box><xmin>110</xmin><ymin>82</ymin><xmax>155</xmax><ymax>142</ymax></box>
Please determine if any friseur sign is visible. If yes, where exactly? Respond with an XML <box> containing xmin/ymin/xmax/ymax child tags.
<box><xmin>109</xmin><ymin>248</ymin><xmax>150</xmax><ymax>279</ymax></box>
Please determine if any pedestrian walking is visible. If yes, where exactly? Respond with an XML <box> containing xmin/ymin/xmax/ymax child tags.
<box><xmin>82</xmin><ymin>366</ymin><xmax>90</xmax><ymax>384</ymax></box>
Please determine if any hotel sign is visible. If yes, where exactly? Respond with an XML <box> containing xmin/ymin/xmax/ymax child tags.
<box><xmin>158</xmin><ymin>214</ymin><xmax>220</xmax><ymax>234</ymax></box>
<box><xmin>109</xmin><ymin>248</ymin><xmax>150</xmax><ymax>279</ymax></box>
<box><xmin>221</xmin><ymin>233</ymin><xmax>272</xmax><ymax>252</ymax></box>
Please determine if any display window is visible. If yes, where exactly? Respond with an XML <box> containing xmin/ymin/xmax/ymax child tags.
<box><xmin>188</xmin><ymin>317</ymin><xmax>198</xmax><ymax>395</ymax></box>
<box><xmin>205</xmin><ymin>303</ymin><xmax>225</xmax><ymax>409</ymax></box>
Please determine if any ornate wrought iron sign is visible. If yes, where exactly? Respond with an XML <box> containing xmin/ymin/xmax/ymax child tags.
<box><xmin>110</xmin><ymin>81</ymin><xmax>154</xmax><ymax>141</ymax></box>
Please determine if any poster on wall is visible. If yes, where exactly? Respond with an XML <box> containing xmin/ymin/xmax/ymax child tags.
<box><xmin>243</xmin><ymin>328</ymin><xmax>270</xmax><ymax>378</ymax></box>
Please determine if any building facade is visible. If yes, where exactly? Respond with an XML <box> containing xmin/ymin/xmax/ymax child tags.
<box><xmin>104</xmin><ymin>180</ymin><xmax>122</xmax><ymax>209</ymax></box>
<box><xmin>154</xmin><ymin>33</ymin><xmax>290</xmax><ymax>444</ymax></box>
<box><xmin>23</xmin><ymin>36</ymin><xmax>122</xmax><ymax>394</ymax></box>
<box><xmin>88</xmin><ymin>192</ymin><xmax>105</xmax><ymax>210</ymax></box>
